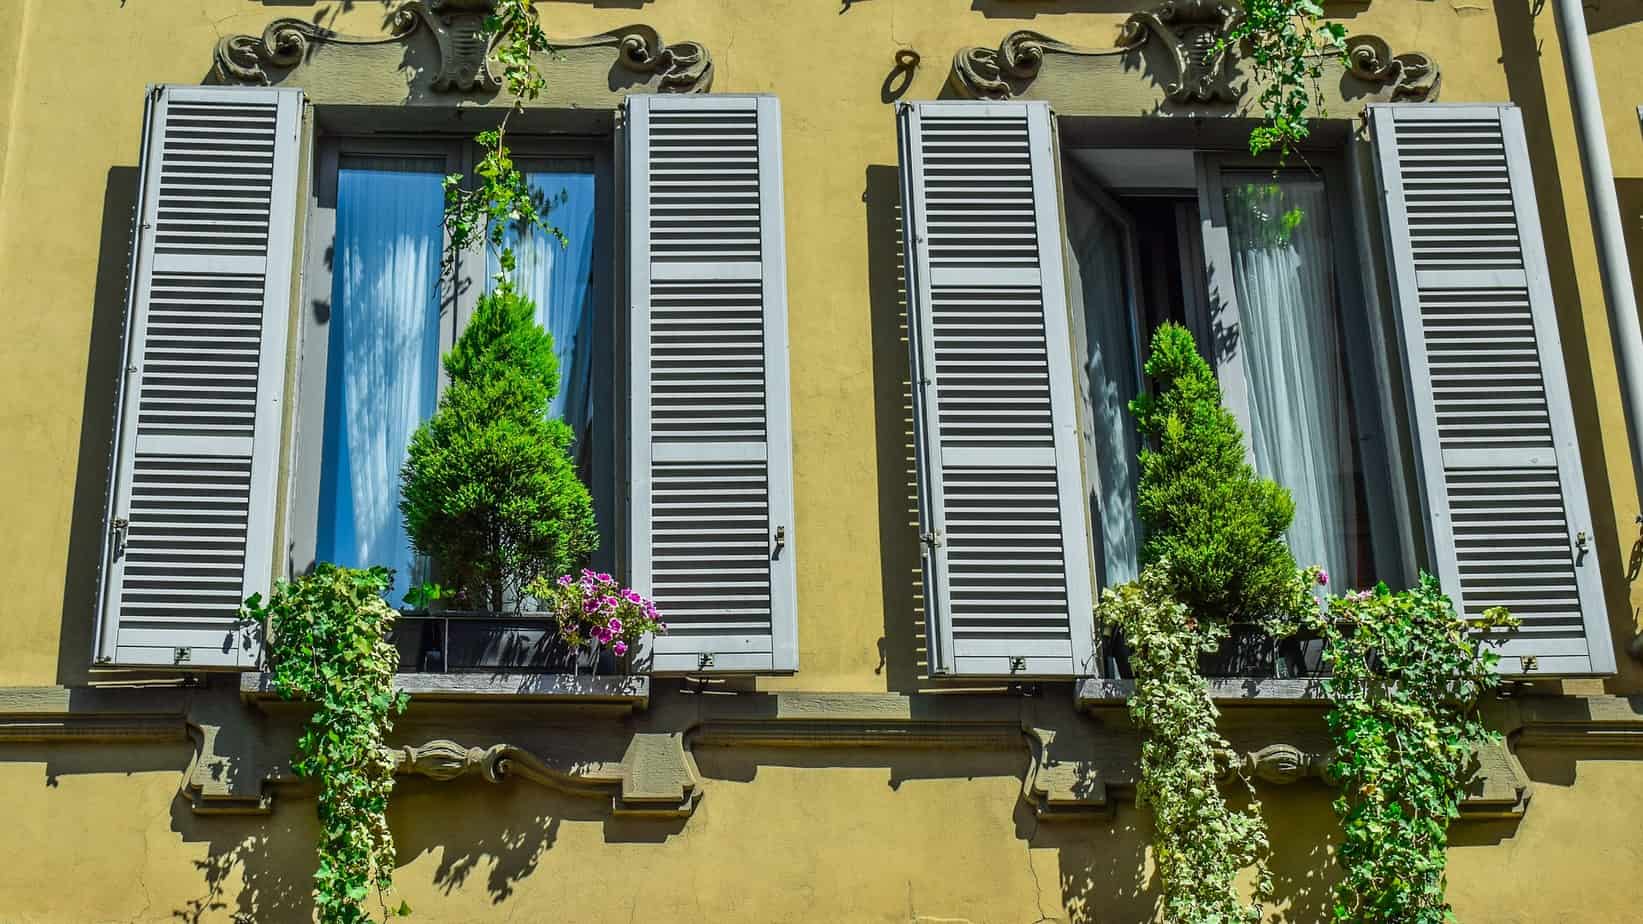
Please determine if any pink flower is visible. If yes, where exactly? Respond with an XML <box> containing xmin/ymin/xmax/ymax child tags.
<box><xmin>612</xmin><ymin>640</ymin><xmax>628</xmax><ymax>656</ymax></box>
<box><xmin>556</xmin><ymin>574</ymin><xmax>574</xmax><ymax>587</ymax></box>
<box><xmin>608</xmin><ymin>617</ymin><xmax>623</xmax><ymax>635</ymax></box>
<box><xmin>595</xmin><ymin>572</ymin><xmax>613</xmax><ymax>584</ymax></box>
<box><xmin>1316</xmin><ymin>570</ymin><xmax>1329</xmax><ymax>587</ymax></box>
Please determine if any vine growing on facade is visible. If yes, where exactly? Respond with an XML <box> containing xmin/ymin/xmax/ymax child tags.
<box><xmin>1224</xmin><ymin>0</ymin><xmax>1348</xmax><ymax>160</ymax></box>
<box><xmin>246</xmin><ymin>566</ymin><xmax>411</xmax><ymax>923</ymax></box>
<box><xmin>1305</xmin><ymin>579</ymin><xmax>1519</xmax><ymax>923</ymax></box>
<box><xmin>1103</xmin><ymin>323</ymin><xmax>1320</xmax><ymax>923</ymax></box>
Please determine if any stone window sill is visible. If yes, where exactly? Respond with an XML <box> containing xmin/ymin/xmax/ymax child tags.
<box><xmin>1078</xmin><ymin>677</ymin><xmax>1330</xmax><ymax>707</ymax></box>
<box><xmin>239</xmin><ymin>672</ymin><xmax>649</xmax><ymax>714</ymax></box>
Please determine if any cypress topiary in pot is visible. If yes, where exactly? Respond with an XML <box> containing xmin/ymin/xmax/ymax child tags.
<box><xmin>399</xmin><ymin>278</ymin><xmax>597</xmax><ymax>613</ymax></box>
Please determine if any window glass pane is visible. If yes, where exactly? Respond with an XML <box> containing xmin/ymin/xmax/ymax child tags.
<box><xmin>316</xmin><ymin>156</ymin><xmax>445</xmax><ymax>604</ymax></box>
<box><xmin>1222</xmin><ymin>174</ymin><xmax>1374</xmax><ymax>589</ymax></box>
<box><xmin>1065</xmin><ymin>194</ymin><xmax>1142</xmax><ymax>589</ymax></box>
<box><xmin>486</xmin><ymin>159</ymin><xmax>599</xmax><ymax>459</ymax></box>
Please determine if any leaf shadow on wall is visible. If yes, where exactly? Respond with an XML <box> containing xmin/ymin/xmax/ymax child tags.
<box><xmin>170</xmin><ymin>796</ymin><xmax>313</xmax><ymax>924</ymax></box>
<box><xmin>863</xmin><ymin>164</ymin><xmax>926</xmax><ymax>691</ymax></box>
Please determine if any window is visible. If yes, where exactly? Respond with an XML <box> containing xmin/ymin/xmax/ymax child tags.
<box><xmin>1061</xmin><ymin>149</ymin><xmax>1402</xmax><ymax>597</ymax></box>
<box><xmin>288</xmin><ymin>136</ymin><xmax>617</xmax><ymax>608</ymax></box>
<box><xmin>98</xmin><ymin>87</ymin><xmax>801</xmax><ymax>674</ymax></box>
<box><xmin>898</xmin><ymin>100</ymin><xmax>1615</xmax><ymax>679</ymax></box>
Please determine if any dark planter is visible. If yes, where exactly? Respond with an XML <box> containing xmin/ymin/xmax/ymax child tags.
<box><xmin>392</xmin><ymin>611</ymin><xmax>616</xmax><ymax>674</ymax></box>
<box><xmin>1105</xmin><ymin>624</ymin><xmax>1330</xmax><ymax>680</ymax></box>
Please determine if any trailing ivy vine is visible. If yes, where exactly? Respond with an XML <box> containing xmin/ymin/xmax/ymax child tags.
<box><xmin>1305</xmin><ymin>579</ymin><xmax>1519</xmax><ymax>923</ymax></box>
<box><xmin>246</xmin><ymin>565</ymin><xmax>410</xmax><ymax>923</ymax></box>
<box><xmin>1223</xmin><ymin>0</ymin><xmax>1348</xmax><ymax>160</ymax></box>
<box><xmin>1101</xmin><ymin>565</ymin><xmax>1273</xmax><ymax>923</ymax></box>
<box><xmin>1104</xmin><ymin>323</ymin><xmax>1321</xmax><ymax>923</ymax></box>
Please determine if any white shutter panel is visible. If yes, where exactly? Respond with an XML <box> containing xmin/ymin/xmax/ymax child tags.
<box><xmin>626</xmin><ymin>94</ymin><xmax>797</xmax><ymax>673</ymax></box>
<box><xmin>95</xmin><ymin>86</ymin><xmax>302</xmax><ymax>669</ymax></box>
<box><xmin>897</xmin><ymin>101</ymin><xmax>1096</xmax><ymax>677</ymax></box>
<box><xmin>1371</xmin><ymin>103</ymin><xmax>1616</xmax><ymax>675</ymax></box>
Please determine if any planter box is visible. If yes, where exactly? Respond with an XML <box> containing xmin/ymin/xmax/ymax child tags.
<box><xmin>1105</xmin><ymin>624</ymin><xmax>1329</xmax><ymax>680</ymax></box>
<box><xmin>392</xmin><ymin>611</ymin><xmax>619</xmax><ymax>675</ymax></box>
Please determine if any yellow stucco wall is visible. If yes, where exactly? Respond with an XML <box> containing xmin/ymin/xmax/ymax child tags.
<box><xmin>3</xmin><ymin>2</ymin><xmax>1643</xmax><ymax>922</ymax></box>
<box><xmin>1</xmin><ymin>744</ymin><xmax>1642</xmax><ymax>923</ymax></box>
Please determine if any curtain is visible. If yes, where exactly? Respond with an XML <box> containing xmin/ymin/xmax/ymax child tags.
<box><xmin>1065</xmin><ymin>192</ymin><xmax>1142</xmax><ymax>589</ymax></box>
<box><xmin>487</xmin><ymin>159</ymin><xmax>599</xmax><ymax>457</ymax></box>
<box><xmin>1222</xmin><ymin>175</ymin><xmax>1364</xmax><ymax>588</ymax></box>
<box><xmin>316</xmin><ymin>156</ymin><xmax>446</xmax><ymax>605</ymax></box>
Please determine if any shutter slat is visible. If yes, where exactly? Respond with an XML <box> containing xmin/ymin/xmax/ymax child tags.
<box><xmin>96</xmin><ymin>86</ymin><xmax>301</xmax><ymax>669</ymax></box>
<box><xmin>1371</xmin><ymin>103</ymin><xmax>1614</xmax><ymax>675</ymax></box>
<box><xmin>628</xmin><ymin>95</ymin><xmax>798</xmax><ymax>674</ymax></box>
<box><xmin>898</xmin><ymin>101</ymin><xmax>1097</xmax><ymax>678</ymax></box>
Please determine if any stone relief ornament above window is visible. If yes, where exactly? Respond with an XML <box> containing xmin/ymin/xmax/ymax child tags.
<box><xmin>950</xmin><ymin>0</ymin><xmax>1437</xmax><ymax>114</ymax></box>
<box><xmin>213</xmin><ymin>0</ymin><xmax>712</xmax><ymax>102</ymax></box>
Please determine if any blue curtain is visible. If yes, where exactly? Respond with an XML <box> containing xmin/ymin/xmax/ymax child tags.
<box><xmin>487</xmin><ymin>159</ymin><xmax>598</xmax><ymax>452</ymax></box>
<box><xmin>316</xmin><ymin>156</ymin><xmax>446</xmax><ymax>606</ymax></box>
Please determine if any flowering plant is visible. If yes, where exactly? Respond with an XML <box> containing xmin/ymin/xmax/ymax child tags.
<box><xmin>527</xmin><ymin>569</ymin><xmax>666</xmax><ymax>663</ymax></box>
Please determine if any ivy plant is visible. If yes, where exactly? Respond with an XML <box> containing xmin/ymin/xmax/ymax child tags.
<box><xmin>1105</xmin><ymin>323</ymin><xmax>1321</xmax><ymax>923</ymax></box>
<box><xmin>245</xmin><ymin>565</ymin><xmax>411</xmax><ymax>923</ymax></box>
<box><xmin>1305</xmin><ymin>578</ymin><xmax>1519</xmax><ymax>923</ymax></box>
<box><xmin>1100</xmin><ymin>563</ymin><xmax>1273</xmax><ymax>923</ymax></box>
<box><xmin>1223</xmin><ymin>0</ymin><xmax>1349</xmax><ymax>161</ymax></box>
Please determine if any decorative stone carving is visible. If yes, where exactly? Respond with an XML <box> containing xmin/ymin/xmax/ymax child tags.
<box><xmin>1218</xmin><ymin>743</ymin><xmax>1332</xmax><ymax>785</ymax></box>
<box><xmin>213</xmin><ymin>11</ymin><xmax>422</xmax><ymax>87</ymax></box>
<box><xmin>948</xmin><ymin>0</ymin><xmax>1439</xmax><ymax>114</ymax></box>
<box><xmin>950</xmin><ymin>30</ymin><xmax>1132</xmax><ymax>102</ymax></box>
<box><xmin>212</xmin><ymin>2</ymin><xmax>712</xmax><ymax>96</ymax></box>
<box><xmin>1344</xmin><ymin>34</ymin><xmax>1442</xmax><ymax>102</ymax></box>
<box><xmin>1117</xmin><ymin>0</ymin><xmax>1244</xmax><ymax>103</ymax></box>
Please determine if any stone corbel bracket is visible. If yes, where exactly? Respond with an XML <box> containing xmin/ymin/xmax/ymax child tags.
<box><xmin>391</xmin><ymin>735</ymin><xmax>701</xmax><ymax>817</ymax></box>
<box><xmin>213</xmin><ymin>1</ymin><xmax>712</xmax><ymax>103</ymax></box>
<box><xmin>949</xmin><ymin>0</ymin><xmax>1438</xmax><ymax>117</ymax></box>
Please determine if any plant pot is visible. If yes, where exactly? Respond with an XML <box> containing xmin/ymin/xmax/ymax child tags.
<box><xmin>1197</xmin><ymin>624</ymin><xmax>1279</xmax><ymax>678</ymax></box>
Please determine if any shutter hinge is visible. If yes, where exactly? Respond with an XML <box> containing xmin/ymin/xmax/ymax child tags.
<box><xmin>1009</xmin><ymin>656</ymin><xmax>1027</xmax><ymax>673</ymax></box>
<box><xmin>1521</xmin><ymin>655</ymin><xmax>1539</xmax><ymax>672</ymax></box>
<box><xmin>1575</xmin><ymin>530</ymin><xmax>1591</xmax><ymax>565</ymax></box>
<box><xmin>773</xmin><ymin>525</ymin><xmax>786</xmax><ymax>557</ymax></box>
<box><xmin>698</xmin><ymin>652</ymin><xmax>715</xmax><ymax>670</ymax></box>
<box><xmin>920</xmin><ymin>529</ymin><xmax>944</xmax><ymax>549</ymax></box>
<box><xmin>173</xmin><ymin>647</ymin><xmax>192</xmax><ymax>665</ymax></box>
<box><xmin>110</xmin><ymin>517</ymin><xmax>130</xmax><ymax>560</ymax></box>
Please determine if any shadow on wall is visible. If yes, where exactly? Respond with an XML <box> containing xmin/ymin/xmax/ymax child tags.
<box><xmin>57</xmin><ymin>166</ymin><xmax>140</xmax><ymax>688</ymax></box>
<box><xmin>863</xmin><ymin>164</ymin><xmax>928</xmax><ymax>690</ymax></box>
<box><xmin>1494</xmin><ymin>0</ymin><xmax>1643</xmax><ymax>693</ymax></box>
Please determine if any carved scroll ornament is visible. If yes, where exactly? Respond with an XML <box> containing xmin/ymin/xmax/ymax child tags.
<box><xmin>213</xmin><ymin>1</ymin><xmax>712</xmax><ymax>95</ymax></box>
<box><xmin>949</xmin><ymin>0</ymin><xmax>1438</xmax><ymax>112</ymax></box>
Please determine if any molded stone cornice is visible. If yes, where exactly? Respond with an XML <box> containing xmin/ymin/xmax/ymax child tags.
<box><xmin>949</xmin><ymin>1</ymin><xmax>1437</xmax><ymax>116</ymax></box>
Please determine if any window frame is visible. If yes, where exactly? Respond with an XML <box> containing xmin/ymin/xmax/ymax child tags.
<box><xmin>286</xmin><ymin>130</ymin><xmax>621</xmax><ymax>587</ymax></box>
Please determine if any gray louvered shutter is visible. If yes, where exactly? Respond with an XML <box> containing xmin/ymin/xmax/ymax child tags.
<box><xmin>1371</xmin><ymin>103</ymin><xmax>1615</xmax><ymax>675</ymax></box>
<box><xmin>95</xmin><ymin>86</ymin><xmax>302</xmax><ymax>669</ymax></box>
<box><xmin>625</xmin><ymin>94</ymin><xmax>797</xmax><ymax>673</ymax></box>
<box><xmin>897</xmin><ymin>101</ymin><xmax>1096</xmax><ymax>677</ymax></box>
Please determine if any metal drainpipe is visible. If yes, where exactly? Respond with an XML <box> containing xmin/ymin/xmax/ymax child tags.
<box><xmin>1549</xmin><ymin>0</ymin><xmax>1643</xmax><ymax>655</ymax></box>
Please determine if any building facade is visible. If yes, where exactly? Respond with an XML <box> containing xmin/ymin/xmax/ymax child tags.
<box><xmin>2</xmin><ymin>0</ymin><xmax>1643</xmax><ymax>921</ymax></box>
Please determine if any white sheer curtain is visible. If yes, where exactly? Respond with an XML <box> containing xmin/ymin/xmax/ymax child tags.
<box><xmin>316</xmin><ymin>156</ymin><xmax>445</xmax><ymax>605</ymax></box>
<box><xmin>1065</xmin><ymin>190</ymin><xmax>1142</xmax><ymax>588</ymax></box>
<box><xmin>1222</xmin><ymin>174</ymin><xmax>1363</xmax><ymax>587</ymax></box>
<box><xmin>487</xmin><ymin>160</ymin><xmax>599</xmax><ymax>456</ymax></box>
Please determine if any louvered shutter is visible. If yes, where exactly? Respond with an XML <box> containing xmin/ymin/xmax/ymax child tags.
<box><xmin>897</xmin><ymin>101</ymin><xmax>1097</xmax><ymax>677</ymax></box>
<box><xmin>1371</xmin><ymin>104</ymin><xmax>1615</xmax><ymax>675</ymax></box>
<box><xmin>625</xmin><ymin>94</ymin><xmax>797</xmax><ymax>673</ymax></box>
<box><xmin>95</xmin><ymin>86</ymin><xmax>302</xmax><ymax>669</ymax></box>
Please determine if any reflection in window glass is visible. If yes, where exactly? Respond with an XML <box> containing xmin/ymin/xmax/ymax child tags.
<box><xmin>486</xmin><ymin>160</ymin><xmax>598</xmax><ymax>466</ymax></box>
<box><xmin>316</xmin><ymin>156</ymin><xmax>445</xmax><ymax>604</ymax></box>
<box><xmin>1222</xmin><ymin>174</ymin><xmax>1373</xmax><ymax>589</ymax></box>
<box><xmin>1065</xmin><ymin>194</ymin><xmax>1142</xmax><ymax>589</ymax></box>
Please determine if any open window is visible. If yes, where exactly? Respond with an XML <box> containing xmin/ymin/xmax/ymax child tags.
<box><xmin>898</xmin><ymin>100</ymin><xmax>1617</xmax><ymax>679</ymax></box>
